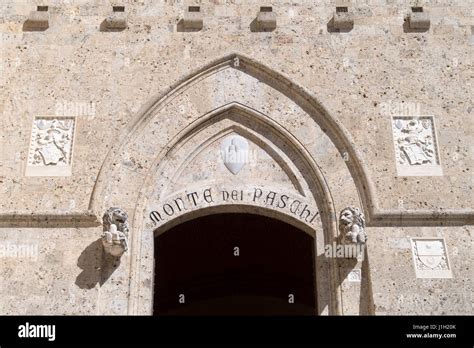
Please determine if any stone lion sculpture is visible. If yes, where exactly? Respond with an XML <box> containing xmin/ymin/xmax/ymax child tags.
<box><xmin>102</xmin><ymin>207</ymin><xmax>129</xmax><ymax>257</ymax></box>
<box><xmin>339</xmin><ymin>206</ymin><xmax>367</xmax><ymax>244</ymax></box>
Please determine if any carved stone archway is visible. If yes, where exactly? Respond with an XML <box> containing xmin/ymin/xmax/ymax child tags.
<box><xmin>92</xmin><ymin>54</ymin><xmax>368</xmax><ymax>315</ymax></box>
<box><xmin>131</xmin><ymin>103</ymin><xmax>339</xmax><ymax>315</ymax></box>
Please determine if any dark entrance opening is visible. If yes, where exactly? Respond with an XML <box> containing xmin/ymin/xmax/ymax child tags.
<box><xmin>153</xmin><ymin>213</ymin><xmax>316</xmax><ymax>315</ymax></box>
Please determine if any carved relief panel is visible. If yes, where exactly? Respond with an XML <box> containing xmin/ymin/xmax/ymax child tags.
<box><xmin>391</xmin><ymin>116</ymin><xmax>442</xmax><ymax>176</ymax></box>
<box><xmin>25</xmin><ymin>117</ymin><xmax>76</xmax><ymax>176</ymax></box>
<box><xmin>411</xmin><ymin>238</ymin><xmax>452</xmax><ymax>278</ymax></box>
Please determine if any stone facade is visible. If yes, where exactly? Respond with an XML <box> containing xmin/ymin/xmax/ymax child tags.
<box><xmin>0</xmin><ymin>0</ymin><xmax>472</xmax><ymax>315</ymax></box>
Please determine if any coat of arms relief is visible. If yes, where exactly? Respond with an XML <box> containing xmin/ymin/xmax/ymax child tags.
<box><xmin>411</xmin><ymin>238</ymin><xmax>452</xmax><ymax>278</ymax></box>
<box><xmin>392</xmin><ymin>117</ymin><xmax>438</xmax><ymax>166</ymax></box>
<box><xmin>391</xmin><ymin>116</ymin><xmax>442</xmax><ymax>176</ymax></box>
<box><xmin>28</xmin><ymin>117</ymin><xmax>75</xmax><ymax>166</ymax></box>
<box><xmin>26</xmin><ymin>117</ymin><xmax>76</xmax><ymax>176</ymax></box>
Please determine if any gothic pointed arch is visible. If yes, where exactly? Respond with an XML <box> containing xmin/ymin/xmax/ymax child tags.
<box><xmin>90</xmin><ymin>53</ymin><xmax>373</xmax><ymax>222</ymax></box>
<box><xmin>93</xmin><ymin>53</ymin><xmax>373</xmax><ymax>315</ymax></box>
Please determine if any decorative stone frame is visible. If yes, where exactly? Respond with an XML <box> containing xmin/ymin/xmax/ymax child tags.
<box><xmin>390</xmin><ymin>115</ymin><xmax>442</xmax><ymax>177</ymax></box>
<box><xmin>410</xmin><ymin>237</ymin><xmax>452</xmax><ymax>279</ymax></box>
<box><xmin>25</xmin><ymin>116</ymin><xmax>76</xmax><ymax>177</ymax></box>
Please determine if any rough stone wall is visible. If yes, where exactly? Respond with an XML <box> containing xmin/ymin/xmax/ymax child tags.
<box><xmin>0</xmin><ymin>0</ymin><xmax>472</xmax><ymax>314</ymax></box>
<box><xmin>369</xmin><ymin>225</ymin><xmax>473</xmax><ymax>314</ymax></box>
<box><xmin>1</xmin><ymin>0</ymin><xmax>472</xmax><ymax>213</ymax></box>
<box><xmin>0</xmin><ymin>226</ymin><xmax>101</xmax><ymax>314</ymax></box>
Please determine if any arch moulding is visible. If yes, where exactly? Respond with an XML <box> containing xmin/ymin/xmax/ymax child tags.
<box><xmin>92</xmin><ymin>53</ymin><xmax>378</xmax><ymax>315</ymax></box>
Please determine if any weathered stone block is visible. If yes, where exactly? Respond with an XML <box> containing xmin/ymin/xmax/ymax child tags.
<box><xmin>1</xmin><ymin>0</ymin><xmax>473</xmax><ymax>318</ymax></box>
<box><xmin>24</xmin><ymin>6</ymin><xmax>49</xmax><ymax>31</ymax></box>
<box><xmin>256</xmin><ymin>6</ymin><xmax>276</xmax><ymax>31</ymax></box>
<box><xmin>408</xmin><ymin>7</ymin><xmax>430</xmax><ymax>30</ymax></box>
<box><xmin>183</xmin><ymin>6</ymin><xmax>203</xmax><ymax>30</ymax></box>
<box><xmin>104</xmin><ymin>6</ymin><xmax>127</xmax><ymax>31</ymax></box>
<box><xmin>333</xmin><ymin>7</ymin><xmax>354</xmax><ymax>30</ymax></box>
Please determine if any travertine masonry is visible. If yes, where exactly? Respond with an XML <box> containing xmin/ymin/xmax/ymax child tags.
<box><xmin>0</xmin><ymin>0</ymin><xmax>472</xmax><ymax>315</ymax></box>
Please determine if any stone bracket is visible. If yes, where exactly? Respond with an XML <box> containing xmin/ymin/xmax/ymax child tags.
<box><xmin>255</xmin><ymin>6</ymin><xmax>277</xmax><ymax>31</ymax></box>
<box><xmin>182</xmin><ymin>6</ymin><xmax>203</xmax><ymax>30</ymax></box>
<box><xmin>408</xmin><ymin>7</ymin><xmax>430</xmax><ymax>30</ymax></box>
<box><xmin>24</xmin><ymin>6</ymin><xmax>49</xmax><ymax>31</ymax></box>
<box><xmin>332</xmin><ymin>7</ymin><xmax>354</xmax><ymax>31</ymax></box>
<box><xmin>103</xmin><ymin>6</ymin><xmax>127</xmax><ymax>31</ymax></box>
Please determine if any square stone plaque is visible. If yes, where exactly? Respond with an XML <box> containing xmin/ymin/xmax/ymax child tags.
<box><xmin>391</xmin><ymin>116</ymin><xmax>443</xmax><ymax>176</ymax></box>
<box><xmin>25</xmin><ymin>116</ymin><xmax>76</xmax><ymax>176</ymax></box>
<box><xmin>411</xmin><ymin>237</ymin><xmax>452</xmax><ymax>278</ymax></box>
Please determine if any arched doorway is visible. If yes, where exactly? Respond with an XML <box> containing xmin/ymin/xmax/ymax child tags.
<box><xmin>153</xmin><ymin>213</ymin><xmax>316</xmax><ymax>315</ymax></box>
<box><xmin>93</xmin><ymin>54</ymin><xmax>368</xmax><ymax>315</ymax></box>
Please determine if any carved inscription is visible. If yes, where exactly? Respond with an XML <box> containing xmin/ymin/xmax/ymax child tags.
<box><xmin>150</xmin><ymin>187</ymin><xmax>319</xmax><ymax>226</ymax></box>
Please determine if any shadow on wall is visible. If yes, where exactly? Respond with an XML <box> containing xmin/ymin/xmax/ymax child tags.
<box><xmin>312</xmin><ymin>254</ymin><xmax>358</xmax><ymax>314</ymax></box>
<box><xmin>75</xmin><ymin>238</ymin><xmax>120</xmax><ymax>289</ymax></box>
<box><xmin>326</xmin><ymin>18</ymin><xmax>354</xmax><ymax>33</ymax></box>
<box><xmin>402</xmin><ymin>18</ymin><xmax>429</xmax><ymax>33</ymax></box>
<box><xmin>317</xmin><ymin>248</ymin><xmax>374</xmax><ymax>315</ymax></box>
<box><xmin>176</xmin><ymin>19</ymin><xmax>202</xmax><ymax>32</ymax></box>
<box><xmin>99</xmin><ymin>20</ymin><xmax>126</xmax><ymax>32</ymax></box>
<box><xmin>360</xmin><ymin>248</ymin><xmax>375</xmax><ymax>315</ymax></box>
<box><xmin>22</xmin><ymin>21</ymin><xmax>48</xmax><ymax>31</ymax></box>
<box><xmin>315</xmin><ymin>253</ymin><xmax>331</xmax><ymax>314</ymax></box>
<box><xmin>249</xmin><ymin>18</ymin><xmax>276</xmax><ymax>32</ymax></box>
<box><xmin>334</xmin><ymin>247</ymin><xmax>374</xmax><ymax>315</ymax></box>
